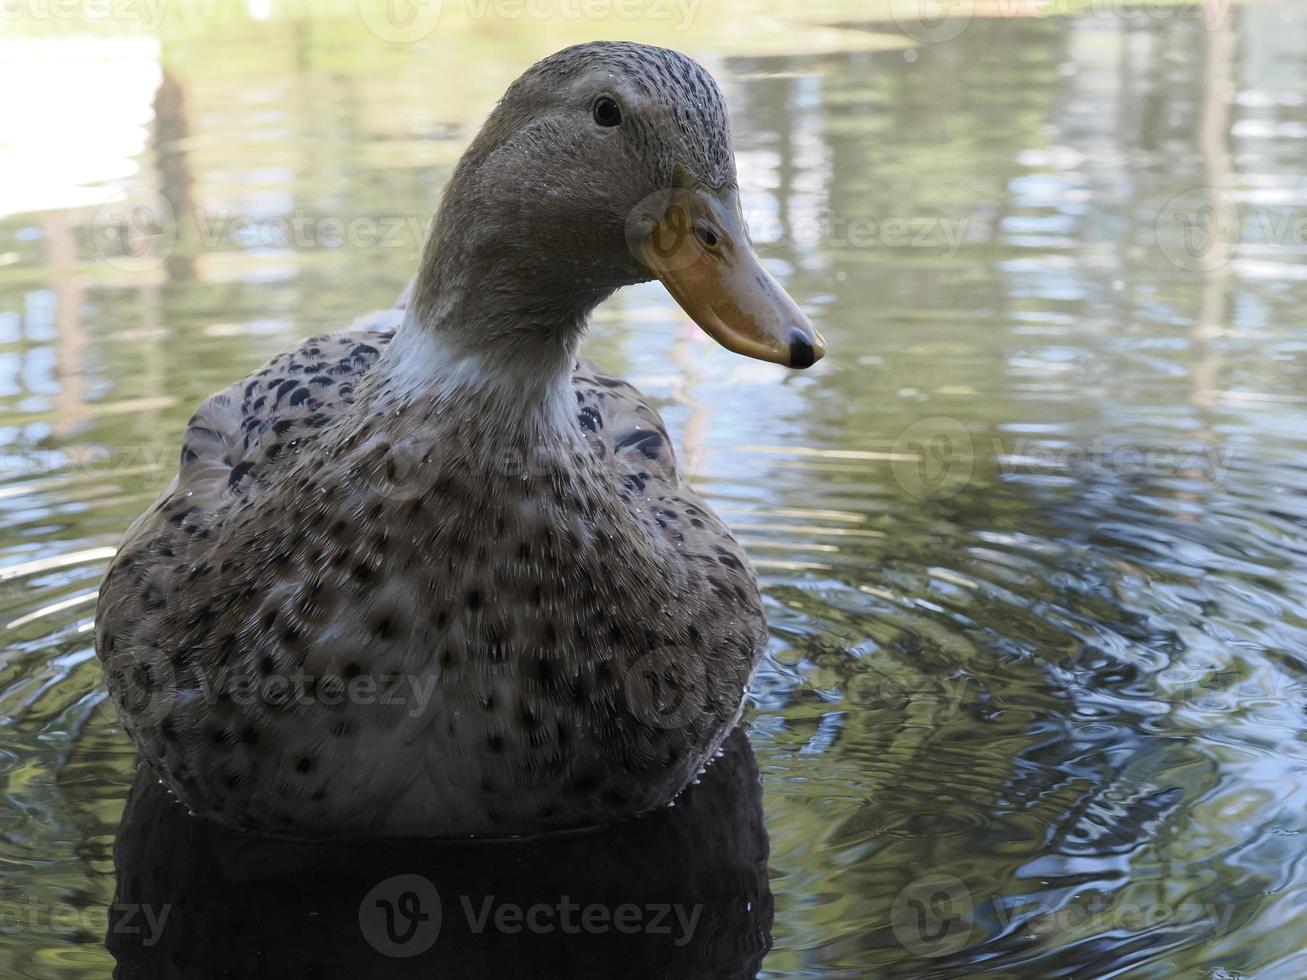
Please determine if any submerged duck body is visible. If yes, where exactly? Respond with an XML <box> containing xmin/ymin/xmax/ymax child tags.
<box><xmin>96</xmin><ymin>41</ymin><xmax>824</xmax><ymax>838</ymax></box>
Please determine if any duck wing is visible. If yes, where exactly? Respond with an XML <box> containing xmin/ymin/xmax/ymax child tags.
<box><xmin>175</xmin><ymin>310</ymin><xmax>402</xmax><ymax>501</ymax></box>
<box><xmin>572</xmin><ymin>359</ymin><xmax>680</xmax><ymax>488</ymax></box>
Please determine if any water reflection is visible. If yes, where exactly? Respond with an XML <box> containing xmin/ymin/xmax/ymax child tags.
<box><xmin>109</xmin><ymin>729</ymin><xmax>770</xmax><ymax>979</ymax></box>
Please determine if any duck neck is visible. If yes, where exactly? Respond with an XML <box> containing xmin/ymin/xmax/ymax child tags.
<box><xmin>343</xmin><ymin>291</ymin><xmax>676</xmax><ymax>577</ymax></box>
<box><xmin>358</xmin><ymin>310</ymin><xmax>579</xmax><ymax>450</ymax></box>
<box><xmin>371</xmin><ymin>168</ymin><xmax>618</xmax><ymax>439</ymax></box>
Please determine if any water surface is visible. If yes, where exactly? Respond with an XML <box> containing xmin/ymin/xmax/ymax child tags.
<box><xmin>2</xmin><ymin>3</ymin><xmax>1306</xmax><ymax>976</ymax></box>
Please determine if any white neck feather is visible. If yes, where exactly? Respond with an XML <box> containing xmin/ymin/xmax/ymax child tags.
<box><xmin>366</xmin><ymin>309</ymin><xmax>582</xmax><ymax>442</ymax></box>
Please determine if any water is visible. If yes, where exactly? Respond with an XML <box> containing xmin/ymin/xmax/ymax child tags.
<box><xmin>3</xmin><ymin>3</ymin><xmax>1307</xmax><ymax>976</ymax></box>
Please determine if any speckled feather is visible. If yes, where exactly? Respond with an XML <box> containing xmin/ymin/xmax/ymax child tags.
<box><xmin>97</xmin><ymin>315</ymin><xmax>765</xmax><ymax>837</ymax></box>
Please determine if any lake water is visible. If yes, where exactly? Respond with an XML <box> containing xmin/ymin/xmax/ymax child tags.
<box><xmin>2</xmin><ymin>2</ymin><xmax>1306</xmax><ymax>977</ymax></box>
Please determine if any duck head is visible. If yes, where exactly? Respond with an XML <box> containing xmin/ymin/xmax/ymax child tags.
<box><xmin>409</xmin><ymin>41</ymin><xmax>826</xmax><ymax>371</ymax></box>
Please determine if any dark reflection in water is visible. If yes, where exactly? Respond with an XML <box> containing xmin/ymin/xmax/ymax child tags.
<box><xmin>109</xmin><ymin>729</ymin><xmax>770</xmax><ymax>979</ymax></box>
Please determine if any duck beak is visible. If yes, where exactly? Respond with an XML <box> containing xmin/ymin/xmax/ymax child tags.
<box><xmin>633</xmin><ymin>185</ymin><xmax>826</xmax><ymax>369</ymax></box>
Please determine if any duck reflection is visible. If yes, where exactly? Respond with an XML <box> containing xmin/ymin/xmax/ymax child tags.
<box><xmin>108</xmin><ymin>728</ymin><xmax>771</xmax><ymax>979</ymax></box>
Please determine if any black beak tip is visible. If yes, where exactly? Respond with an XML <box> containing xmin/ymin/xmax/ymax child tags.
<box><xmin>787</xmin><ymin>330</ymin><xmax>817</xmax><ymax>369</ymax></box>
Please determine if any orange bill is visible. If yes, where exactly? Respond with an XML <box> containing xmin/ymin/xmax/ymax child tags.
<box><xmin>634</xmin><ymin>185</ymin><xmax>826</xmax><ymax>369</ymax></box>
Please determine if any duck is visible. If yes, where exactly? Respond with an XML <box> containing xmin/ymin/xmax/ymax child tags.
<box><xmin>95</xmin><ymin>40</ymin><xmax>825</xmax><ymax>839</ymax></box>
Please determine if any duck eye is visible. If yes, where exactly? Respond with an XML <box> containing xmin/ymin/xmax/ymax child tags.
<box><xmin>593</xmin><ymin>97</ymin><xmax>622</xmax><ymax>127</ymax></box>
